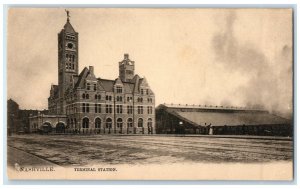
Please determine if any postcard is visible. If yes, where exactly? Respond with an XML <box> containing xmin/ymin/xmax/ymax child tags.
<box><xmin>6</xmin><ymin>8</ymin><xmax>293</xmax><ymax>180</ymax></box>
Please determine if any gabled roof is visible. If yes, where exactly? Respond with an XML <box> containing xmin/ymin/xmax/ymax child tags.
<box><xmin>114</xmin><ymin>77</ymin><xmax>123</xmax><ymax>85</ymax></box>
<box><xmin>97</xmin><ymin>78</ymin><xmax>134</xmax><ymax>93</ymax></box>
<box><xmin>139</xmin><ymin>77</ymin><xmax>149</xmax><ymax>87</ymax></box>
<box><xmin>74</xmin><ymin>67</ymin><xmax>89</xmax><ymax>88</ymax></box>
<box><xmin>131</xmin><ymin>74</ymin><xmax>141</xmax><ymax>93</ymax></box>
<box><xmin>99</xmin><ymin>79</ymin><xmax>115</xmax><ymax>92</ymax></box>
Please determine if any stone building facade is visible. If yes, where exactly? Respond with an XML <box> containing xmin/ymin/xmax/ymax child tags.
<box><xmin>30</xmin><ymin>13</ymin><xmax>155</xmax><ymax>134</ymax></box>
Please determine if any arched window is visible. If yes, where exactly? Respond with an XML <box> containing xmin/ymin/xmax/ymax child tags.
<box><xmin>147</xmin><ymin>118</ymin><xmax>153</xmax><ymax>128</ymax></box>
<box><xmin>82</xmin><ymin>117</ymin><xmax>89</xmax><ymax>128</ymax></box>
<box><xmin>95</xmin><ymin>118</ymin><xmax>101</xmax><ymax>129</ymax></box>
<box><xmin>127</xmin><ymin>118</ymin><xmax>133</xmax><ymax>127</ymax></box>
<box><xmin>106</xmin><ymin>118</ymin><xmax>112</xmax><ymax>129</ymax></box>
<box><xmin>95</xmin><ymin>94</ymin><xmax>97</xmax><ymax>99</ymax></box>
<box><xmin>138</xmin><ymin>118</ymin><xmax>143</xmax><ymax>127</ymax></box>
<box><xmin>86</xmin><ymin>94</ymin><xmax>89</xmax><ymax>99</ymax></box>
<box><xmin>82</xmin><ymin>93</ymin><xmax>86</xmax><ymax>99</ymax></box>
<box><xmin>56</xmin><ymin>122</ymin><xmax>65</xmax><ymax>133</ymax></box>
<box><xmin>117</xmin><ymin>118</ymin><xmax>123</xmax><ymax>128</ymax></box>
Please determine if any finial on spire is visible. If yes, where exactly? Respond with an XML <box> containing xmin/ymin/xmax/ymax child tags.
<box><xmin>65</xmin><ymin>9</ymin><xmax>70</xmax><ymax>22</ymax></box>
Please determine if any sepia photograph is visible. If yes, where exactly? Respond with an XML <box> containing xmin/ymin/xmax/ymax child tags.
<box><xmin>6</xmin><ymin>7</ymin><xmax>294</xmax><ymax>180</ymax></box>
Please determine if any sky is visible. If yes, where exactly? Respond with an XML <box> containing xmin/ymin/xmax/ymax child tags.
<box><xmin>7</xmin><ymin>8</ymin><xmax>293</xmax><ymax>116</ymax></box>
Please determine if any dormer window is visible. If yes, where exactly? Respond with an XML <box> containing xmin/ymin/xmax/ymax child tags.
<box><xmin>87</xmin><ymin>83</ymin><xmax>90</xmax><ymax>90</ymax></box>
<box><xmin>94</xmin><ymin>84</ymin><xmax>97</xmax><ymax>91</ymax></box>
<box><xmin>116</xmin><ymin>86</ymin><xmax>123</xmax><ymax>93</ymax></box>
<box><xmin>146</xmin><ymin>89</ymin><xmax>149</xmax><ymax>95</ymax></box>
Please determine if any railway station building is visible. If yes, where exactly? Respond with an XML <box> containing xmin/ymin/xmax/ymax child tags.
<box><xmin>29</xmin><ymin>13</ymin><xmax>155</xmax><ymax>135</ymax></box>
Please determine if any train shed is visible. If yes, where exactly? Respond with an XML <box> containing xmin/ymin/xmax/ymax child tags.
<box><xmin>155</xmin><ymin>104</ymin><xmax>292</xmax><ymax>136</ymax></box>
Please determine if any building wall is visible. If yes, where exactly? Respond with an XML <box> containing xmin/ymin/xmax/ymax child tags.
<box><xmin>64</xmin><ymin>88</ymin><xmax>155</xmax><ymax>134</ymax></box>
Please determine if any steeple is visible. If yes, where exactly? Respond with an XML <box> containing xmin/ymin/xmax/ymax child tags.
<box><xmin>63</xmin><ymin>9</ymin><xmax>76</xmax><ymax>34</ymax></box>
<box><xmin>57</xmin><ymin>10</ymin><xmax>79</xmax><ymax>114</ymax></box>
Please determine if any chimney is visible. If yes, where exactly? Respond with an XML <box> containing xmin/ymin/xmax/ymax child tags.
<box><xmin>89</xmin><ymin>66</ymin><xmax>94</xmax><ymax>75</ymax></box>
<box><xmin>124</xmin><ymin>53</ymin><xmax>129</xmax><ymax>60</ymax></box>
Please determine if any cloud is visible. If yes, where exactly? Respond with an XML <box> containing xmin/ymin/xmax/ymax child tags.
<box><xmin>212</xmin><ymin>11</ymin><xmax>293</xmax><ymax>116</ymax></box>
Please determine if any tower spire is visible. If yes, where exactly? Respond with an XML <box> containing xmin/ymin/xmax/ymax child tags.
<box><xmin>65</xmin><ymin>9</ymin><xmax>70</xmax><ymax>22</ymax></box>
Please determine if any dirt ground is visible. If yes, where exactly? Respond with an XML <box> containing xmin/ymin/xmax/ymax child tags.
<box><xmin>7</xmin><ymin>134</ymin><xmax>293</xmax><ymax>167</ymax></box>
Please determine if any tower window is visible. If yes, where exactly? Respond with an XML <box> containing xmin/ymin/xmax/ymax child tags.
<box><xmin>126</xmin><ymin>70</ymin><xmax>133</xmax><ymax>74</ymax></box>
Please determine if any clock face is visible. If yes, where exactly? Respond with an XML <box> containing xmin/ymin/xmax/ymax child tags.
<box><xmin>67</xmin><ymin>42</ymin><xmax>74</xmax><ymax>49</ymax></box>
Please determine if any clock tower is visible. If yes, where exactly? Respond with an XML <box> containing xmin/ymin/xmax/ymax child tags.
<box><xmin>57</xmin><ymin>10</ymin><xmax>79</xmax><ymax>114</ymax></box>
